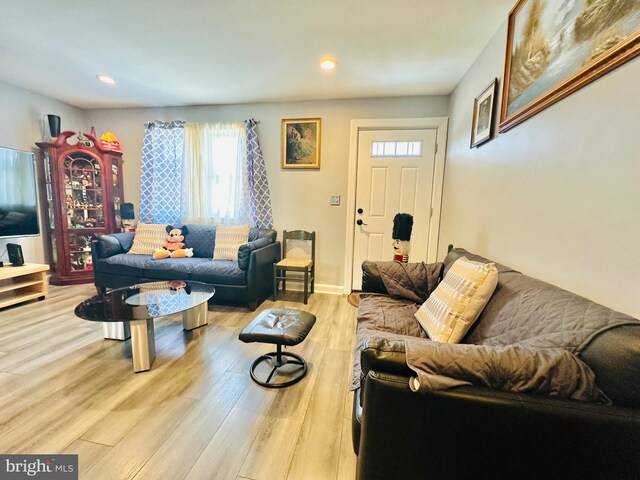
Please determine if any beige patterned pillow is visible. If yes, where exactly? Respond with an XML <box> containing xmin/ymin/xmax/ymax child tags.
<box><xmin>213</xmin><ymin>224</ymin><xmax>251</xmax><ymax>261</ymax></box>
<box><xmin>415</xmin><ymin>256</ymin><xmax>498</xmax><ymax>343</ymax></box>
<box><xmin>127</xmin><ymin>223</ymin><xmax>168</xmax><ymax>255</ymax></box>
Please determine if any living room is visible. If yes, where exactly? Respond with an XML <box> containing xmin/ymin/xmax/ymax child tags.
<box><xmin>0</xmin><ymin>1</ymin><xmax>639</xmax><ymax>479</ymax></box>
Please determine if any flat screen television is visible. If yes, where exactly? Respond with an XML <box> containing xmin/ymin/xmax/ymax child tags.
<box><xmin>0</xmin><ymin>146</ymin><xmax>40</xmax><ymax>239</ymax></box>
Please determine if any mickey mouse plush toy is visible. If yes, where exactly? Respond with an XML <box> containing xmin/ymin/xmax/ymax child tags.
<box><xmin>153</xmin><ymin>225</ymin><xmax>194</xmax><ymax>259</ymax></box>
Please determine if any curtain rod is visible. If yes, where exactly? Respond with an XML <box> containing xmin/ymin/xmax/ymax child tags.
<box><xmin>144</xmin><ymin>119</ymin><xmax>260</xmax><ymax>127</ymax></box>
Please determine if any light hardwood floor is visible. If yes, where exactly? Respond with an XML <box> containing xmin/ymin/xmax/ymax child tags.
<box><xmin>0</xmin><ymin>284</ymin><xmax>358</xmax><ymax>480</ymax></box>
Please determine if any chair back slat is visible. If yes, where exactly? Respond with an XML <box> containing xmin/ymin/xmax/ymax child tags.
<box><xmin>282</xmin><ymin>230</ymin><xmax>315</xmax><ymax>263</ymax></box>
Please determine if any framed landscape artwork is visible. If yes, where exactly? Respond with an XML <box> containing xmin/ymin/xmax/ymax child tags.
<box><xmin>500</xmin><ymin>0</ymin><xmax>640</xmax><ymax>132</ymax></box>
<box><xmin>471</xmin><ymin>78</ymin><xmax>498</xmax><ymax>148</ymax></box>
<box><xmin>281</xmin><ymin>118</ymin><xmax>321</xmax><ymax>169</ymax></box>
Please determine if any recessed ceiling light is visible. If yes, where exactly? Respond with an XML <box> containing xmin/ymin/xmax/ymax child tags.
<box><xmin>320</xmin><ymin>58</ymin><xmax>337</xmax><ymax>70</ymax></box>
<box><xmin>96</xmin><ymin>74</ymin><xmax>115</xmax><ymax>85</ymax></box>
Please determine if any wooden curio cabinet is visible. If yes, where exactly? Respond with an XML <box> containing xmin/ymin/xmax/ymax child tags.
<box><xmin>36</xmin><ymin>131</ymin><xmax>124</xmax><ymax>285</ymax></box>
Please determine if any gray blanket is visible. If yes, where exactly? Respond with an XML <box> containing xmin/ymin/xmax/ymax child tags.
<box><xmin>405</xmin><ymin>338</ymin><xmax>609</xmax><ymax>403</ymax></box>
<box><xmin>350</xmin><ymin>294</ymin><xmax>425</xmax><ymax>390</ymax></box>
<box><xmin>376</xmin><ymin>260</ymin><xmax>443</xmax><ymax>304</ymax></box>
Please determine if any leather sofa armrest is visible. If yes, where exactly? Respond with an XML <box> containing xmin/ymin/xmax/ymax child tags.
<box><xmin>93</xmin><ymin>233</ymin><xmax>131</xmax><ymax>259</ymax></box>
<box><xmin>238</xmin><ymin>237</ymin><xmax>274</xmax><ymax>271</ymax></box>
<box><xmin>248</xmin><ymin>241</ymin><xmax>281</xmax><ymax>268</ymax></box>
<box><xmin>361</xmin><ymin>261</ymin><xmax>388</xmax><ymax>294</ymax></box>
<box><xmin>246</xmin><ymin>241</ymin><xmax>281</xmax><ymax>310</ymax></box>
<box><xmin>361</xmin><ymin>337</ymin><xmax>414</xmax><ymax>380</ymax></box>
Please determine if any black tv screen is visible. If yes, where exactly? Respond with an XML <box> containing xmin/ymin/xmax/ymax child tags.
<box><xmin>0</xmin><ymin>147</ymin><xmax>40</xmax><ymax>238</ymax></box>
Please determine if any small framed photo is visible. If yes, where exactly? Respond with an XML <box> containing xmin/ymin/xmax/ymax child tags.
<box><xmin>470</xmin><ymin>79</ymin><xmax>498</xmax><ymax>148</ymax></box>
<box><xmin>282</xmin><ymin>118</ymin><xmax>321</xmax><ymax>169</ymax></box>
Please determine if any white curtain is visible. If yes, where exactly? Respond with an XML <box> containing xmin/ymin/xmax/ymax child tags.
<box><xmin>181</xmin><ymin>123</ymin><xmax>250</xmax><ymax>224</ymax></box>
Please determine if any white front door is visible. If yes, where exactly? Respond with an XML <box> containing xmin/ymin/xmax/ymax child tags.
<box><xmin>351</xmin><ymin>128</ymin><xmax>438</xmax><ymax>290</ymax></box>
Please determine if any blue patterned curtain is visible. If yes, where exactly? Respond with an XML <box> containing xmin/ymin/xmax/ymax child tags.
<box><xmin>139</xmin><ymin>120</ymin><xmax>185</xmax><ymax>224</ymax></box>
<box><xmin>244</xmin><ymin>119</ymin><xmax>273</xmax><ymax>228</ymax></box>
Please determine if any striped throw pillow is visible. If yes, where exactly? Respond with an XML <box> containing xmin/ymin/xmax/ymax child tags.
<box><xmin>213</xmin><ymin>224</ymin><xmax>251</xmax><ymax>261</ymax></box>
<box><xmin>415</xmin><ymin>257</ymin><xmax>498</xmax><ymax>343</ymax></box>
<box><xmin>127</xmin><ymin>223</ymin><xmax>168</xmax><ymax>255</ymax></box>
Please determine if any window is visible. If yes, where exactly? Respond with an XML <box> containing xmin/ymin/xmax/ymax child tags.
<box><xmin>182</xmin><ymin>123</ymin><xmax>249</xmax><ymax>224</ymax></box>
<box><xmin>371</xmin><ymin>141</ymin><xmax>422</xmax><ymax>157</ymax></box>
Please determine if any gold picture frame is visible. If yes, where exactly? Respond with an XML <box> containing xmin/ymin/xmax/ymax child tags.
<box><xmin>281</xmin><ymin>118</ymin><xmax>321</xmax><ymax>169</ymax></box>
<box><xmin>499</xmin><ymin>0</ymin><xmax>640</xmax><ymax>133</ymax></box>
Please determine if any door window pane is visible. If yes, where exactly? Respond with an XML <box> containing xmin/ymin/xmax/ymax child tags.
<box><xmin>371</xmin><ymin>141</ymin><xmax>422</xmax><ymax>157</ymax></box>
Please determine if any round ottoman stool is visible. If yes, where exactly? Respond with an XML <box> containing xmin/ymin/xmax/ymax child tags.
<box><xmin>238</xmin><ymin>308</ymin><xmax>316</xmax><ymax>388</ymax></box>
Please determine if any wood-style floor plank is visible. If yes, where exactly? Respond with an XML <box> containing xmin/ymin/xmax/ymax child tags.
<box><xmin>287</xmin><ymin>349</ymin><xmax>351</xmax><ymax>480</ymax></box>
<box><xmin>63</xmin><ymin>439</ymin><xmax>112</xmax><ymax>479</ymax></box>
<box><xmin>0</xmin><ymin>285</ymin><xmax>358</xmax><ymax>480</ymax></box>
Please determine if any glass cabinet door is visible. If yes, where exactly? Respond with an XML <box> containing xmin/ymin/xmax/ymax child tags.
<box><xmin>111</xmin><ymin>158</ymin><xmax>122</xmax><ymax>229</ymax></box>
<box><xmin>63</xmin><ymin>153</ymin><xmax>105</xmax><ymax>229</ymax></box>
<box><xmin>63</xmin><ymin>153</ymin><xmax>106</xmax><ymax>272</ymax></box>
<box><xmin>42</xmin><ymin>151</ymin><xmax>58</xmax><ymax>267</ymax></box>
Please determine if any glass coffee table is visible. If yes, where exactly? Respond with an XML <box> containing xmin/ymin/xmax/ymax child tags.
<box><xmin>75</xmin><ymin>281</ymin><xmax>215</xmax><ymax>372</ymax></box>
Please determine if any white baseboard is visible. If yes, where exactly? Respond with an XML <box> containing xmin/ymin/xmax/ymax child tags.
<box><xmin>283</xmin><ymin>283</ymin><xmax>344</xmax><ymax>295</ymax></box>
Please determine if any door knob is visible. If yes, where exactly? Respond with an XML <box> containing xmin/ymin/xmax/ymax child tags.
<box><xmin>357</xmin><ymin>208</ymin><xmax>364</xmax><ymax>214</ymax></box>
<box><xmin>356</xmin><ymin>219</ymin><xmax>368</xmax><ymax>226</ymax></box>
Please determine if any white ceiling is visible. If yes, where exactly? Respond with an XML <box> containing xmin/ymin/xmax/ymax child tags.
<box><xmin>0</xmin><ymin>0</ymin><xmax>513</xmax><ymax>109</ymax></box>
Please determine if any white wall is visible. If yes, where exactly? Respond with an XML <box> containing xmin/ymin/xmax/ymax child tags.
<box><xmin>0</xmin><ymin>81</ymin><xmax>87</xmax><ymax>264</ymax></box>
<box><xmin>440</xmin><ymin>22</ymin><xmax>640</xmax><ymax>317</ymax></box>
<box><xmin>85</xmin><ymin>96</ymin><xmax>449</xmax><ymax>290</ymax></box>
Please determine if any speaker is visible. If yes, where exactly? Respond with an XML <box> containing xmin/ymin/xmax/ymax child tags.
<box><xmin>7</xmin><ymin>243</ymin><xmax>25</xmax><ymax>266</ymax></box>
<box><xmin>47</xmin><ymin>114</ymin><xmax>61</xmax><ymax>138</ymax></box>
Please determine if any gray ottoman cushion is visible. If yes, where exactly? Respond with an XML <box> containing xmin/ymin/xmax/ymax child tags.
<box><xmin>239</xmin><ymin>308</ymin><xmax>316</xmax><ymax>346</ymax></box>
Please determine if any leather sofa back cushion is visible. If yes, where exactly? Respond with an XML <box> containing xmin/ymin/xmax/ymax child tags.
<box><xmin>183</xmin><ymin>224</ymin><xmax>216</xmax><ymax>258</ymax></box>
<box><xmin>183</xmin><ymin>225</ymin><xmax>271</xmax><ymax>259</ymax></box>
<box><xmin>579</xmin><ymin>324</ymin><xmax>640</xmax><ymax>409</ymax></box>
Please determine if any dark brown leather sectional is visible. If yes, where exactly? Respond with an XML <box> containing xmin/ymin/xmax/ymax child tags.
<box><xmin>352</xmin><ymin>247</ymin><xmax>640</xmax><ymax>480</ymax></box>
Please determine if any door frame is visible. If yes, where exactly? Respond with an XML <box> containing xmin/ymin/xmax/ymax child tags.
<box><xmin>343</xmin><ymin>117</ymin><xmax>448</xmax><ymax>294</ymax></box>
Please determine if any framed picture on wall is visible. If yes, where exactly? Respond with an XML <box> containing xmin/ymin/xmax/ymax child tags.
<box><xmin>499</xmin><ymin>0</ymin><xmax>640</xmax><ymax>132</ymax></box>
<box><xmin>470</xmin><ymin>78</ymin><xmax>498</xmax><ymax>148</ymax></box>
<box><xmin>281</xmin><ymin>118</ymin><xmax>321</xmax><ymax>169</ymax></box>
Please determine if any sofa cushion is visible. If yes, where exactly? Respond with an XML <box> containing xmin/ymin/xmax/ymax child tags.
<box><xmin>128</xmin><ymin>223</ymin><xmax>168</xmax><ymax>255</ymax></box>
<box><xmin>213</xmin><ymin>224</ymin><xmax>251</xmax><ymax>261</ymax></box>
<box><xmin>99</xmin><ymin>253</ymin><xmax>150</xmax><ymax>276</ymax></box>
<box><xmin>415</xmin><ymin>257</ymin><xmax>498</xmax><ymax>344</ymax></box>
<box><xmin>145</xmin><ymin>258</ymin><xmax>211</xmax><ymax>280</ymax></box>
<box><xmin>183</xmin><ymin>224</ymin><xmax>216</xmax><ymax>259</ymax></box>
<box><xmin>191</xmin><ymin>260</ymin><xmax>246</xmax><ymax>285</ymax></box>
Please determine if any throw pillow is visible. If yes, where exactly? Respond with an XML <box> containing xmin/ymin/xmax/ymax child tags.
<box><xmin>414</xmin><ymin>256</ymin><xmax>498</xmax><ymax>343</ymax></box>
<box><xmin>213</xmin><ymin>224</ymin><xmax>251</xmax><ymax>261</ymax></box>
<box><xmin>127</xmin><ymin>223</ymin><xmax>168</xmax><ymax>255</ymax></box>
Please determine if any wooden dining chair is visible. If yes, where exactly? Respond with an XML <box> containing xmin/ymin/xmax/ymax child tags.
<box><xmin>273</xmin><ymin>230</ymin><xmax>315</xmax><ymax>304</ymax></box>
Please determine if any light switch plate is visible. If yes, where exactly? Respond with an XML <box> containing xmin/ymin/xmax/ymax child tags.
<box><xmin>330</xmin><ymin>195</ymin><xmax>341</xmax><ymax>206</ymax></box>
